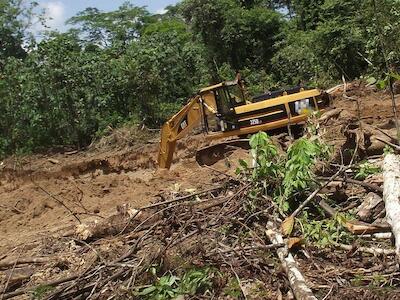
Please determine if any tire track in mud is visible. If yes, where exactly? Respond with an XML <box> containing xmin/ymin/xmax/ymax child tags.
<box><xmin>0</xmin><ymin>145</ymin><xmax>159</xmax><ymax>186</ymax></box>
<box><xmin>0</xmin><ymin>134</ymin><xmax>209</xmax><ymax>187</ymax></box>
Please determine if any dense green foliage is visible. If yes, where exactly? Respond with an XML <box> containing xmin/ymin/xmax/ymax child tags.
<box><xmin>0</xmin><ymin>0</ymin><xmax>399</xmax><ymax>156</ymax></box>
<box><xmin>239</xmin><ymin>129</ymin><xmax>331</xmax><ymax>212</ymax></box>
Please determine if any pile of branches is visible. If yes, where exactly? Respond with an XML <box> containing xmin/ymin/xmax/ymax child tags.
<box><xmin>1</xmin><ymin>178</ymin><xmax>292</xmax><ymax>299</ymax></box>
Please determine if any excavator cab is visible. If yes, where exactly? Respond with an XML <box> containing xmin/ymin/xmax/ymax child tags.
<box><xmin>207</xmin><ymin>82</ymin><xmax>247</xmax><ymax>133</ymax></box>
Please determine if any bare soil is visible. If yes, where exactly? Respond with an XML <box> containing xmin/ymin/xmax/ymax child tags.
<box><xmin>1</xmin><ymin>82</ymin><xmax>400</xmax><ymax>299</ymax></box>
<box><xmin>0</xmin><ymin>133</ymin><xmax>247</xmax><ymax>253</ymax></box>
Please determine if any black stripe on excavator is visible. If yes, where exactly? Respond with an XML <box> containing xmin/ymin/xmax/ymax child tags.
<box><xmin>237</xmin><ymin>110</ymin><xmax>288</xmax><ymax>128</ymax></box>
<box><xmin>236</xmin><ymin>104</ymin><xmax>287</xmax><ymax>119</ymax></box>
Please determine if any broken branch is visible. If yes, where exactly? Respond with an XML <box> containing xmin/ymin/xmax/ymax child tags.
<box><xmin>265</xmin><ymin>222</ymin><xmax>317</xmax><ymax>300</ymax></box>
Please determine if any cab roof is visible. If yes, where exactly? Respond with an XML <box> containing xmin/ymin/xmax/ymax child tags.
<box><xmin>199</xmin><ymin>80</ymin><xmax>238</xmax><ymax>94</ymax></box>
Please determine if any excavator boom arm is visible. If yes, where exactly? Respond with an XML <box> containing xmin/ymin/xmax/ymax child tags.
<box><xmin>158</xmin><ymin>95</ymin><xmax>204</xmax><ymax>169</ymax></box>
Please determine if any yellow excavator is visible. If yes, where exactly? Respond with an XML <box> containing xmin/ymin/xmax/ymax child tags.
<box><xmin>158</xmin><ymin>75</ymin><xmax>330</xmax><ymax>169</ymax></box>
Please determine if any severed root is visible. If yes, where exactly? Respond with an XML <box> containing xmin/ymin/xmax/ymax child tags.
<box><xmin>318</xmin><ymin>108</ymin><xmax>342</xmax><ymax>123</ymax></box>
<box><xmin>265</xmin><ymin>221</ymin><xmax>317</xmax><ymax>300</ymax></box>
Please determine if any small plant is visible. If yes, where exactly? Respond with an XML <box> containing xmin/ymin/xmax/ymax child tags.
<box><xmin>223</xmin><ymin>278</ymin><xmax>242</xmax><ymax>298</ymax></box>
<box><xmin>351</xmin><ymin>274</ymin><xmax>389</xmax><ymax>288</ymax></box>
<box><xmin>136</xmin><ymin>267</ymin><xmax>214</xmax><ymax>299</ymax></box>
<box><xmin>355</xmin><ymin>161</ymin><xmax>381</xmax><ymax>180</ymax></box>
<box><xmin>384</xmin><ymin>145</ymin><xmax>395</xmax><ymax>155</ymax></box>
<box><xmin>137</xmin><ymin>274</ymin><xmax>180</xmax><ymax>300</ymax></box>
<box><xmin>32</xmin><ymin>285</ymin><xmax>55</xmax><ymax>299</ymax></box>
<box><xmin>299</xmin><ymin>211</ymin><xmax>353</xmax><ymax>247</ymax></box>
<box><xmin>248</xmin><ymin>131</ymin><xmax>283</xmax><ymax>180</ymax></box>
<box><xmin>283</xmin><ymin>136</ymin><xmax>331</xmax><ymax>200</ymax></box>
<box><xmin>179</xmin><ymin>267</ymin><xmax>214</xmax><ymax>295</ymax></box>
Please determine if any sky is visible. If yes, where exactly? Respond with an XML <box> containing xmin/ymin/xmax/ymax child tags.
<box><xmin>35</xmin><ymin>0</ymin><xmax>180</xmax><ymax>32</ymax></box>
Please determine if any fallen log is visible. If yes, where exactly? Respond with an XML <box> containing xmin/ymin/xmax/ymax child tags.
<box><xmin>345</xmin><ymin>220</ymin><xmax>391</xmax><ymax>234</ymax></box>
<box><xmin>2</xmin><ymin>273</ymin><xmax>80</xmax><ymax>299</ymax></box>
<box><xmin>265</xmin><ymin>222</ymin><xmax>317</xmax><ymax>300</ymax></box>
<box><xmin>318</xmin><ymin>199</ymin><xmax>390</xmax><ymax>235</ymax></box>
<box><xmin>357</xmin><ymin>192</ymin><xmax>384</xmax><ymax>222</ymax></box>
<box><xmin>376</xmin><ymin>137</ymin><xmax>400</xmax><ymax>152</ymax></box>
<box><xmin>359</xmin><ymin>232</ymin><xmax>393</xmax><ymax>239</ymax></box>
<box><xmin>326</xmin><ymin>84</ymin><xmax>343</xmax><ymax>94</ymax></box>
<box><xmin>383</xmin><ymin>154</ymin><xmax>400</xmax><ymax>256</ymax></box>
<box><xmin>0</xmin><ymin>257</ymin><xmax>54</xmax><ymax>269</ymax></box>
<box><xmin>335</xmin><ymin>243</ymin><xmax>396</xmax><ymax>256</ymax></box>
<box><xmin>140</xmin><ymin>185</ymin><xmax>224</xmax><ymax>210</ymax></box>
<box><xmin>361</xmin><ymin>124</ymin><xmax>399</xmax><ymax>154</ymax></box>
<box><xmin>74</xmin><ymin>207</ymin><xmax>155</xmax><ymax>241</ymax></box>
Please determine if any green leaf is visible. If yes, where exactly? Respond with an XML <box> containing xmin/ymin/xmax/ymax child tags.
<box><xmin>389</xmin><ymin>72</ymin><xmax>400</xmax><ymax>81</ymax></box>
<box><xmin>138</xmin><ymin>286</ymin><xmax>157</xmax><ymax>296</ymax></box>
<box><xmin>376</xmin><ymin>78</ymin><xmax>389</xmax><ymax>90</ymax></box>
<box><xmin>366</xmin><ymin>77</ymin><xmax>377</xmax><ymax>85</ymax></box>
<box><xmin>239</xmin><ymin>159</ymin><xmax>248</xmax><ymax>168</ymax></box>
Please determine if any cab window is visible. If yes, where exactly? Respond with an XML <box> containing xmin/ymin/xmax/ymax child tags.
<box><xmin>227</xmin><ymin>85</ymin><xmax>246</xmax><ymax>106</ymax></box>
<box><xmin>214</xmin><ymin>88</ymin><xmax>231</xmax><ymax>115</ymax></box>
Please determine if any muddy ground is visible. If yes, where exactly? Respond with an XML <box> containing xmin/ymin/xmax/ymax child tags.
<box><xmin>1</xmin><ymin>82</ymin><xmax>400</xmax><ymax>299</ymax></box>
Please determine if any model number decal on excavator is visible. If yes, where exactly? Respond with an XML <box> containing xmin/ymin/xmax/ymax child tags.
<box><xmin>250</xmin><ymin>118</ymin><xmax>262</xmax><ymax>126</ymax></box>
<box><xmin>179</xmin><ymin>116</ymin><xmax>188</xmax><ymax>133</ymax></box>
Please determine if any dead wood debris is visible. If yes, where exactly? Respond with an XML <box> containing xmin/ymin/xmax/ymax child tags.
<box><xmin>383</xmin><ymin>154</ymin><xmax>400</xmax><ymax>257</ymax></box>
<box><xmin>2</xmin><ymin>152</ymin><xmax>399</xmax><ymax>300</ymax></box>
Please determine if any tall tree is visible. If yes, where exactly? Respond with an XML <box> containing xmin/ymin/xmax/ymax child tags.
<box><xmin>0</xmin><ymin>0</ymin><xmax>37</xmax><ymax>68</ymax></box>
<box><xmin>67</xmin><ymin>2</ymin><xmax>152</xmax><ymax>47</ymax></box>
<box><xmin>292</xmin><ymin>0</ymin><xmax>324</xmax><ymax>30</ymax></box>
<box><xmin>181</xmin><ymin>0</ymin><xmax>282</xmax><ymax>78</ymax></box>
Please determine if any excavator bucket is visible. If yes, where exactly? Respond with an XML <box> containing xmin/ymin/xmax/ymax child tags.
<box><xmin>195</xmin><ymin>139</ymin><xmax>251</xmax><ymax>166</ymax></box>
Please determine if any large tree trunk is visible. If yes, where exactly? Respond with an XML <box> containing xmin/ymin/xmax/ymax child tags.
<box><xmin>383</xmin><ymin>154</ymin><xmax>400</xmax><ymax>256</ymax></box>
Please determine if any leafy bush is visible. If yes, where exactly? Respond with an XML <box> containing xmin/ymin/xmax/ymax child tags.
<box><xmin>239</xmin><ymin>130</ymin><xmax>331</xmax><ymax>212</ymax></box>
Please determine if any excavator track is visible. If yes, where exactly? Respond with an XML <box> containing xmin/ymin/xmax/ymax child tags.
<box><xmin>195</xmin><ymin>139</ymin><xmax>250</xmax><ymax>166</ymax></box>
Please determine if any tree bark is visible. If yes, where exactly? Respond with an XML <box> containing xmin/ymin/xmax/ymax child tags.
<box><xmin>265</xmin><ymin>222</ymin><xmax>317</xmax><ymax>300</ymax></box>
<box><xmin>383</xmin><ymin>154</ymin><xmax>400</xmax><ymax>256</ymax></box>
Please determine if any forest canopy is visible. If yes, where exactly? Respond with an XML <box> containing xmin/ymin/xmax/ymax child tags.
<box><xmin>0</xmin><ymin>0</ymin><xmax>399</xmax><ymax>157</ymax></box>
